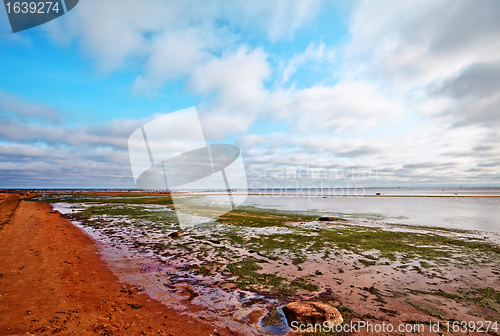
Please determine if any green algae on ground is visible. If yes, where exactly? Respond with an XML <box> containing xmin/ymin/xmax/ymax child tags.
<box><xmin>36</xmin><ymin>193</ymin><xmax>175</xmax><ymax>206</ymax></box>
<box><xmin>261</xmin><ymin>306</ymin><xmax>285</xmax><ymax>327</ymax></box>
<box><xmin>290</xmin><ymin>278</ymin><xmax>319</xmax><ymax>291</ymax></box>
<box><xmin>47</xmin><ymin>192</ymin><xmax>500</xmax><ymax>271</ymax></box>
<box><xmin>217</xmin><ymin>258</ymin><xmax>320</xmax><ymax>295</ymax></box>
<box><xmin>408</xmin><ymin>287</ymin><xmax>500</xmax><ymax>314</ymax></box>
<box><xmin>407</xmin><ymin>300</ymin><xmax>444</xmax><ymax>319</ymax></box>
<box><xmin>337</xmin><ymin>306</ymin><xmax>356</xmax><ymax>322</ymax></box>
<box><xmin>39</xmin><ymin>193</ymin><xmax>500</xmax><ymax>271</ymax></box>
<box><xmin>408</xmin><ymin>289</ymin><xmax>463</xmax><ymax>302</ymax></box>
<box><xmin>217</xmin><ymin>206</ymin><xmax>318</xmax><ymax>228</ymax></box>
<box><xmin>465</xmin><ymin>287</ymin><xmax>500</xmax><ymax>313</ymax></box>
<box><xmin>226</xmin><ymin>258</ymin><xmax>286</xmax><ymax>290</ymax></box>
<box><xmin>216</xmin><ymin>208</ymin><xmax>500</xmax><ymax>267</ymax></box>
<box><xmin>359</xmin><ymin>259</ymin><xmax>377</xmax><ymax>267</ymax></box>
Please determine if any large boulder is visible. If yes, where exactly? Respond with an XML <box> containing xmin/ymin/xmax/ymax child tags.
<box><xmin>282</xmin><ymin>301</ymin><xmax>343</xmax><ymax>327</ymax></box>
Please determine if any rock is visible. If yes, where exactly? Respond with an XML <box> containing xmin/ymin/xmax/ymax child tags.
<box><xmin>131</xmin><ymin>285</ymin><xmax>145</xmax><ymax>291</ymax></box>
<box><xmin>168</xmin><ymin>231</ymin><xmax>183</xmax><ymax>237</ymax></box>
<box><xmin>26</xmin><ymin>192</ymin><xmax>31</xmax><ymax>196</ymax></box>
<box><xmin>318</xmin><ymin>217</ymin><xmax>337</xmax><ymax>221</ymax></box>
<box><xmin>282</xmin><ymin>301</ymin><xmax>343</xmax><ymax>327</ymax></box>
<box><xmin>376</xmin><ymin>193</ymin><xmax>381</xmax><ymax>195</ymax></box>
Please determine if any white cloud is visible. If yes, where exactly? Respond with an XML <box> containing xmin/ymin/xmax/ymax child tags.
<box><xmin>345</xmin><ymin>0</ymin><xmax>500</xmax><ymax>90</ymax></box>
<box><xmin>131</xmin><ymin>30</ymin><xmax>210</xmax><ymax>95</ymax></box>
<box><xmin>191</xmin><ymin>47</ymin><xmax>271</xmax><ymax>139</ymax></box>
<box><xmin>0</xmin><ymin>113</ymin><xmax>165</xmax><ymax>149</ymax></box>
<box><xmin>280</xmin><ymin>42</ymin><xmax>336</xmax><ymax>85</ymax></box>
<box><xmin>0</xmin><ymin>91</ymin><xmax>61</xmax><ymax>123</ymax></box>
<box><xmin>49</xmin><ymin>0</ymin><xmax>320</xmax><ymax>73</ymax></box>
<box><xmin>269</xmin><ymin>81</ymin><xmax>405</xmax><ymax>133</ymax></box>
<box><xmin>189</xmin><ymin>47</ymin><xmax>270</xmax><ymax>102</ymax></box>
<box><xmin>218</xmin><ymin>0</ymin><xmax>322</xmax><ymax>41</ymax></box>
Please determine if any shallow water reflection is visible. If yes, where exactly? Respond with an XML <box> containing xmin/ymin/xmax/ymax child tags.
<box><xmin>245</xmin><ymin>194</ymin><xmax>500</xmax><ymax>233</ymax></box>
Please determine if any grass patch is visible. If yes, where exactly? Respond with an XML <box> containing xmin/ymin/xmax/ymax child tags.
<box><xmin>226</xmin><ymin>258</ymin><xmax>286</xmax><ymax>291</ymax></box>
<box><xmin>408</xmin><ymin>287</ymin><xmax>500</xmax><ymax>313</ymax></box>
<box><xmin>407</xmin><ymin>300</ymin><xmax>444</xmax><ymax>319</ymax></box>
<box><xmin>217</xmin><ymin>207</ymin><xmax>317</xmax><ymax>228</ymax></box>
<box><xmin>408</xmin><ymin>289</ymin><xmax>463</xmax><ymax>302</ymax></box>
<box><xmin>290</xmin><ymin>278</ymin><xmax>319</xmax><ymax>291</ymax></box>
<box><xmin>359</xmin><ymin>259</ymin><xmax>376</xmax><ymax>267</ymax></box>
<box><xmin>37</xmin><ymin>194</ymin><xmax>174</xmax><ymax>206</ymax></box>
<box><xmin>292</xmin><ymin>256</ymin><xmax>307</xmax><ymax>265</ymax></box>
<box><xmin>380</xmin><ymin>307</ymin><xmax>399</xmax><ymax>316</ymax></box>
<box><xmin>337</xmin><ymin>306</ymin><xmax>356</xmax><ymax>322</ymax></box>
<box><xmin>463</xmin><ymin>287</ymin><xmax>500</xmax><ymax>313</ymax></box>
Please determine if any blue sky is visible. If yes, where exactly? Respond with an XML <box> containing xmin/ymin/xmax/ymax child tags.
<box><xmin>0</xmin><ymin>25</ymin><xmax>199</xmax><ymax>124</ymax></box>
<box><xmin>0</xmin><ymin>0</ymin><xmax>499</xmax><ymax>188</ymax></box>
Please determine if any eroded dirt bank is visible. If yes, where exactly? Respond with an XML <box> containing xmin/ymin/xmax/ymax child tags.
<box><xmin>0</xmin><ymin>195</ymin><xmax>228</xmax><ymax>336</ymax></box>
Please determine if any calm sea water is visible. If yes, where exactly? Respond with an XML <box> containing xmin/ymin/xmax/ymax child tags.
<box><xmin>243</xmin><ymin>187</ymin><xmax>500</xmax><ymax>233</ymax></box>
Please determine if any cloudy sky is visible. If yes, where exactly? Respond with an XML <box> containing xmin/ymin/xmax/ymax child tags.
<box><xmin>0</xmin><ymin>0</ymin><xmax>499</xmax><ymax>188</ymax></box>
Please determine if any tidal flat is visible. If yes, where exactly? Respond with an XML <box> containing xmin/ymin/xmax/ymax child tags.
<box><xmin>37</xmin><ymin>192</ymin><xmax>500</xmax><ymax>335</ymax></box>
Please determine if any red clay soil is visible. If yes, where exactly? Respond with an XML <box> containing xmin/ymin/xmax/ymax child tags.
<box><xmin>0</xmin><ymin>194</ymin><xmax>231</xmax><ymax>336</ymax></box>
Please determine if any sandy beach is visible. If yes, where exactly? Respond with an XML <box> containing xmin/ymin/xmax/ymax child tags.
<box><xmin>0</xmin><ymin>194</ymin><xmax>228</xmax><ymax>336</ymax></box>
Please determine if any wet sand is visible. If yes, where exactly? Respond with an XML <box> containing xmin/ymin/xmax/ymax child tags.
<box><xmin>0</xmin><ymin>194</ymin><xmax>229</xmax><ymax>336</ymax></box>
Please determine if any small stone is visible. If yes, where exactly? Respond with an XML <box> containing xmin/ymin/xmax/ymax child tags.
<box><xmin>168</xmin><ymin>231</ymin><xmax>183</xmax><ymax>237</ymax></box>
<box><xmin>318</xmin><ymin>217</ymin><xmax>337</xmax><ymax>221</ymax></box>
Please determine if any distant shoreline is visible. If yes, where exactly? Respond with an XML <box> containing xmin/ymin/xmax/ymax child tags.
<box><xmin>3</xmin><ymin>189</ymin><xmax>499</xmax><ymax>198</ymax></box>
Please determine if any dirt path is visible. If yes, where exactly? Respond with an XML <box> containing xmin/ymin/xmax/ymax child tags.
<box><xmin>0</xmin><ymin>197</ymin><xmax>228</xmax><ymax>336</ymax></box>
